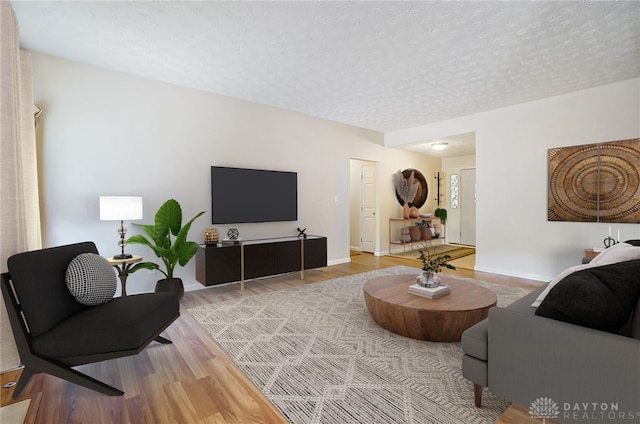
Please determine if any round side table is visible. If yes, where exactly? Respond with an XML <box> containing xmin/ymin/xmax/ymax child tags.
<box><xmin>107</xmin><ymin>255</ymin><xmax>142</xmax><ymax>296</ymax></box>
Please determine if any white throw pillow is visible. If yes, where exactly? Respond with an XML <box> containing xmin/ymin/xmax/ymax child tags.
<box><xmin>66</xmin><ymin>253</ymin><xmax>117</xmax><ymax>306</ymax></box>
<box><xmin>531</xmin><ymin>242</ymin><xmax>640</xmax><ymax>307</ymax></box>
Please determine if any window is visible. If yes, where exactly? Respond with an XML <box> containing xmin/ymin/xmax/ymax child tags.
<box><xmin>451</xmin><ymin>174</ymin><xmax>459</xmax><ymax>209</ymax></box>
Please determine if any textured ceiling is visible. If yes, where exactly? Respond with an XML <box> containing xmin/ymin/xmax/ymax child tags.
<box><xmin>11</xmin><ymin>1</ymin><xmax>640</xmax><ymax>151</ymax></box>
<box><xmin>393</xmin><ymin>132</ymin><xmax>476</xmax><ymax>158</ymax></box>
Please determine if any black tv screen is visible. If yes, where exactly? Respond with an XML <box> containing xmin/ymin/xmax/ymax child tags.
<box><xmin>211</xmin><ymin>166</ymin><xmax>298</xmax><ymax>224</ymax></box>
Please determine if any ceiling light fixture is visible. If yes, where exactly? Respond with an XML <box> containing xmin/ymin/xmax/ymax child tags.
<box><xmin>431</xmin><ymin>142</ymin><xmax>449</xmax><ymax>151</ymax></box>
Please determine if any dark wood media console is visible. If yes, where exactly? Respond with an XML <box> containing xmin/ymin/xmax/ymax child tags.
<box><xmin>196</xmin><ymin>235</ymin><xmax>327</xmax><ymax>289</ymax></box>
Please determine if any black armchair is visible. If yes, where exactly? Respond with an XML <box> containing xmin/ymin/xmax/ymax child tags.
<box><xmin>1</xmin><ymin>241</ymin><xmax>180</xmax><ymax>398</ymax></box>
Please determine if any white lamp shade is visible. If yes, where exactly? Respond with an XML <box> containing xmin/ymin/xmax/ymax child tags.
<box><xmin>99</xmin><ymin>196</ymin><xmax>143</xmax><ymax>221</ymax></box>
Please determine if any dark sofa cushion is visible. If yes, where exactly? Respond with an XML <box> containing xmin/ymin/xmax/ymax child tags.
<box><xmin>535</xmin><ymin>259</ymin><xmax>640</xmax><ymax>333</ymax></box>
<box><xmin>31</xmin><ymin>292</ymin><xmax>179</xmax><ymax>359</ymax></box>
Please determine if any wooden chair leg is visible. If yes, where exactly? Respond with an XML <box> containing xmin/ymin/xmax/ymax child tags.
<box><xmin>155</xmin><ymin>335</ymin><xmax>172</xmax><ymax>344</ymax></box>
<box><xmin>47</xmin><ymin>362</ymin><xmax>124</xmax><ymax>396</ymax></box>
<box><xmin>12</xmin><ymin>366</ymin><xmax>38</xmax><ymax>398</ymax></box>
<box><xmin>21</xmin><ymin>356</ymin><xmax>123</xmax><ymax>398</ymax></box>
<box><xmin>474</xmin><ymin>383</ymin><xmax>483</xmax><ymax>408</ymax></box>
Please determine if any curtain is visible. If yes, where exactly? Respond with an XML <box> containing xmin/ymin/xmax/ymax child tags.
<box><xmin>1</xmin><ymin>1</ymin><xmax>42</xmax><ymax>371</ymax></box>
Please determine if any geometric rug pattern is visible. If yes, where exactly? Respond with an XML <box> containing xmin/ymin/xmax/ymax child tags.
<box><xmin>189</xmin><ymin>266</ymin><xmax>533</xmax><ymax>424</ymax></box>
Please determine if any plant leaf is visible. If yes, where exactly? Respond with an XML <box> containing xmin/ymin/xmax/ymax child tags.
<box><xmin>155</xmin><ymin>199</ymin><xmax>182</xmax><ymax>238</ymax></box>
<box><xmin>125</xmin><ymin>199</ymin><xmax>204</xmax><ymax>279</ymax></box>
<box><xmin>128</xmin><ymin>262</ymin><xmax>159</xmax><ymax>273</ymax></box>
<box><xmin>173</xmin><ymin>210</ymin><xmax>205</xmax><ymax>265</ymax></box>
<box><xmin>178</xmin><ymin>241</ymin><xmax>200</xmax><ymax>267</ymax></box>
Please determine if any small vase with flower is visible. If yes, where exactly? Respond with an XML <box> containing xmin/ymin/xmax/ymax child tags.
<box><xmin>417</xmin><ymin>246</ymin><xmax>456</xmax><ymax>288</ymax></box>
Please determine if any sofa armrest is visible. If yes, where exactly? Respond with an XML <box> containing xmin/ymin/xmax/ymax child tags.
<box><xmin>488</xmin><ymin>307</ymin><xmax>640</xmax><ymax>418</ymax></box>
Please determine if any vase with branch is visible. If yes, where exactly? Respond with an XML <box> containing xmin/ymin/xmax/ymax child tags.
<box><xmin>393</xmin><ymin>170</ymin><xmax>419</xmax><ymax>219</ymax></box>
<box><xmin>417</xmin><ymin>245</ymin><xmax>456</xmax><ymax>287</ymax></box>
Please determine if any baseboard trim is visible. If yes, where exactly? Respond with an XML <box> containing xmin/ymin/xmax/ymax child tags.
<box><xmin>328</xmin><ymin>257</ymin><xmax>350</xmax><ymax>266</ymax></box>
<box><xmin>473</xmin><ymin>265</ymin><xmax>548</xmax><ymax>284</ymax></box>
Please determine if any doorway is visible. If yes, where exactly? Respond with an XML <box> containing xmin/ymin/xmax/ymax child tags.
<box><xmin>460</xmin><ymin>168</ymin><xmax>477</xmax><ymax>246</ymax></box>
<box><xmin>446</xmin><ymin>168</ymin><xmax>476</xmax><ymax>246</ymax></box>
<box><xmin>349</xmin><ymin>159</ymin><xmax>378</xmax><ymax>253</ymax></box>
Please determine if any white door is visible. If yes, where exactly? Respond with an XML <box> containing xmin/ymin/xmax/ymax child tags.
<box><xmin>460</xmin><ymin>168</ymin><xmax>476</xmax><ymax>246</ymax></box>
<box><xmin>360</xmin><ymin>164</ymin><xmax>376</xmax><ymax>253</ymax></box>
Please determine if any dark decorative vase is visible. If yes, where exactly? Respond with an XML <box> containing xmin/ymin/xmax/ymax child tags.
<box><xmin>155</xmin><ymin>277</ymin><xmax>184</xmax><ymax>300</ymax></box>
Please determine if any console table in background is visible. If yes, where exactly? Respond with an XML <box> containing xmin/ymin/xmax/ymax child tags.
<box><xmin>196</xmin><ymin>235</ymin><xmax>327</xmax><ymax>289</ymax></box>
<box><xmin>389</xmin><ymin>217</ymin><xmax>442</xmax><ymax>254</ymax></box>
<box><xmin>582</xmin><ymin>247</ymin><xmax>603</xmax><ymax>263</ymax></box>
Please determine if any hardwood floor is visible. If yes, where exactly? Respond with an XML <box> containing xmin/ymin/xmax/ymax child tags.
<box><xmin>496</xmin><ymin>404</ymin><xmax>559</xmax><ymax>424</ymax></box>
<box><xmin>0</xmin><ymin>253</ymin><xmax>544</xmax><ymax>423</ymax></box>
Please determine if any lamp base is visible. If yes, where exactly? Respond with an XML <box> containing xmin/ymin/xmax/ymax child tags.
<box><xmin>113</xmin><ymin>253</ymin><xmax>133</xmax><ymax>260</ymax></box>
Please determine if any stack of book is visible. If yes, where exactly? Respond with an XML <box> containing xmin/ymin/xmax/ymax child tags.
<box><xmin>221</xmin><ymin>238</ymin><xmax>242</xmax><ymax>246</ymax></box>
<box><xmin>408</xmin><ymin>283</ymin><xmax>450</xmax><ymax>299</ymax></box>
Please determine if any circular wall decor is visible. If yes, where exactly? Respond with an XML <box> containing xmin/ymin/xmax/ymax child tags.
<box><xmin>548</xmin><ymin>139</ymin><xmax>640</xmax><ymax>223</ymax></box>
<box><xmin>395</xmin><ymin>168</ymin><xmax>428</xmax><ymax>208</ymax></box>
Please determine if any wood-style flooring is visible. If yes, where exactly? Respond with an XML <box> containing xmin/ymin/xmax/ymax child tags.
<box><xmin>0</xmin><ymin>252</ymin><xmax>544</xmax><ymax>423</ymax></box>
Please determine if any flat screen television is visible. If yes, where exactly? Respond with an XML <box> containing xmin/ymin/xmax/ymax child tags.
<box><xmin>211</xmin><ymin>166</ymin><xmax>298</xmax><ymax>224</ymax></box>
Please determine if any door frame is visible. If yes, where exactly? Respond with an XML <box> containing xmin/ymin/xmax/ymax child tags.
<box><xmin>350</xmin><ymin>159</ymin><xmax>379</xmax><ymax>255</ymax></box>
<box><xmin>459</xmin><ymin>168</ymin><xmax>477</xmax><ymax>246</ymax></box>
<box><xmin>445</xmin><ymin>166</ymin><xmax>476</xmax><ymax>246</ymax></box>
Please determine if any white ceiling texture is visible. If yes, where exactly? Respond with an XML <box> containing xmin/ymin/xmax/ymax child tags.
<box><xmin>11</xmin><ymin>1</ymin><xmax>640</xmax><ymax>158</ymax></box>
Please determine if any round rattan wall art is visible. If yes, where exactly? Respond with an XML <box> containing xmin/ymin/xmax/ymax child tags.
<box><xmin>395</xmin><ymin>168</ymin><xmax>428</xmax><ymax>208</ymax></box>
<box><xmin>548</xmin><ymin>139</ymin><xmax>640</xmax><ymax>223</ymax></box>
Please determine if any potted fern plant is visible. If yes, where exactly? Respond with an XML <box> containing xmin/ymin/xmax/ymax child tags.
<box><xmin>434</xmin><ymin>207</ymin><xmax>448</xmax><ymax>225</ymax></box>
<box><xmin>127</xmin><ymin>199</ymin><xmax>205</xmax><ymax>299</ymax></box>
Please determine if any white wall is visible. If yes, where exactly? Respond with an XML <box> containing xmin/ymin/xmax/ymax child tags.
<box><xmin>442</xmin><ymin>155</ymin><xmax>475</xmax><ymax>171</ymax></box>
<box><xmin>31</xmin><ymin>54</ymin><xmax>639</xmax><ymax>286</ymax></box>
<box><xmin>387</xmin><ymin>78</ymin><xmax>640</xmax><ymax>281</ymax></box>
<box><xmin>32</xmin><ymin>53</ymin><xmax>438</xmax><ymax>294</ymax></box>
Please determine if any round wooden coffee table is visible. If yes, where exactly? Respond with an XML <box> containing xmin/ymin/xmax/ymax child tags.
<box><xmin>363</xmin><ymin>274</ymin><xmax>497</xmax><ymax>342</ymax></box>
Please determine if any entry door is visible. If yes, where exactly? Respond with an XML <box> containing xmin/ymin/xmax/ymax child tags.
<box><xmin>360</xmin><ymin>164</ymin><xmax>376</xmax><ymax>253</ymax></box>
<box><xmin>460</xmin><ymin>168</ymin><xmax>476</xmax><ymax>246</ymax></box>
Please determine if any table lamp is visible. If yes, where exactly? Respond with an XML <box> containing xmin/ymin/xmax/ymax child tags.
<box><xmin>99</xmin><ymin>196</ymin><xmax>143</xmax><ymax>259</ymax></box>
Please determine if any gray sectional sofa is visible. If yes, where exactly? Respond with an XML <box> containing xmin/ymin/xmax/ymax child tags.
<box><xmin>461</xmin><ymin>252</ymin><xmax>640</xmax><ymax>424</ymax></box>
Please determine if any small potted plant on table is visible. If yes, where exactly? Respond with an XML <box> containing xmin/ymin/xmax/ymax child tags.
<box><xmin>417</xmin><ymin>246</ymin><xmax>456</xmax><ymax>288</ymax></box>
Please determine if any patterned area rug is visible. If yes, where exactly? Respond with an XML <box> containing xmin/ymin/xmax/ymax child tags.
<box><xmin>189</xmin><ymin>266</ymin><xmax>532</xmax><ymax>424</ymax></box>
